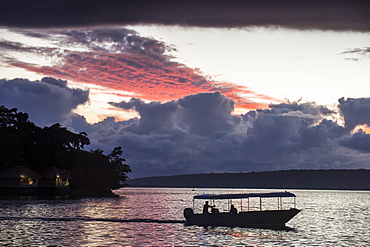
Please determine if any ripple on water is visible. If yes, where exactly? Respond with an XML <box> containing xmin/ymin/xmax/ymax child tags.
<box><xmin>0</xmin><ymin>188</ymin><xmax>369</xmax><ymax>245</ymax></box>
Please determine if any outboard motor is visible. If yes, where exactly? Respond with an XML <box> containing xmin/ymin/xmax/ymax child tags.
<box><xmin>184</xmin><ymin>208</ymin><xmax>194</xmax><ymax>221</ymax></box>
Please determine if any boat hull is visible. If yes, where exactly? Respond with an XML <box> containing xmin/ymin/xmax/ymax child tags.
<box><xmin>184</xmin><ymin>208</ymin><xmax>300</xmax><ymax>228</ymax></box>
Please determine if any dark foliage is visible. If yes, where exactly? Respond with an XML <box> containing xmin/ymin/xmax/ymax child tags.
<box><xmin>0</xmin><ymin>105</ymin><xmax>131</xmax><ymax>195</ymax></box>
<box><xmin>128</xmin><ymin>169</ymin><xmax>370</xmax><ymax>191</ymax></box>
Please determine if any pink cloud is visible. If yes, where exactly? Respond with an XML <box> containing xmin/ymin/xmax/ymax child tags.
<box><xmin>2</xmin><ymin>28</ymin><xmax>283</xmax><ymax>111</ymax></box>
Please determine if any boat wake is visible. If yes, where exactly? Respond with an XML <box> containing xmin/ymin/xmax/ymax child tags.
<box><xmin>0</xmin><ymin>216</ymin><xmax>296</xmax><ymax>230</ymax></box>
<box><xmin>0</xmin><ymin>216</ymin><xmax>185</xmax><ymax>224</ymax></box>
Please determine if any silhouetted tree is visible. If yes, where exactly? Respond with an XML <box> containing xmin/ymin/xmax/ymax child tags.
<box><xmin>108</xmin><ymin>147</ymin><xmax>131</xmax><ymax>187</ymax></box>
<box><xmin>67</xmin><ymin>147</ymin><xmax>130</xmax><ymax>195</ymax></box>
<box><xmin>0</xmin><ymin>105</ymin><xmax>38</xmax><ymax>169</ymax></box>
<box><xmin>38</xmin><ymin>123</ymin><xmax>90</xmax><ymax>151</ymax></box>
<box><xmin>0</xmin><ymin>106</ymin><xmax>131</xmax><ymax>196</ymax></box>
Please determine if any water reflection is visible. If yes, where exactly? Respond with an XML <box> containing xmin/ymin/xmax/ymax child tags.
<box><xmin>0</xmin><ymin>188</ymin><xmax>369</xmax><ymax>245</ymax></box>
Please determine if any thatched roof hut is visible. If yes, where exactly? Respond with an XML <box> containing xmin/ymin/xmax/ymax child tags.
<box><xmin>0</xmin><ymin>166</ymin><xmax>41</xmax><ymax>187</ymax></box>
<box><xmin>38</xmin><ymin>166</ymin><xmax>71</xmax><ymax>187</ymax></box>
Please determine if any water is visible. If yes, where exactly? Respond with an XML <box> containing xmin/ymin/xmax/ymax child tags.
<box><xmin>0</xmin><ymin>188</ymin><xmax>369</xmax><ymax>246</ymax></box>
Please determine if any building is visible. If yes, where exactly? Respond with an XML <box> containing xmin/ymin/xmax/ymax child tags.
<box><xmin>0</xmin><ymin>166</ymin><xmax>42</xmax><ymax>188</ymax></box>
<box><xmin>0</xmin><ymin>166</ymin><xmax>71</xmax><ymax>196</ymax></box>
<box><xmin>38</xmin><ymin>166</ymin><xmax>71</xmax><ymax>188</ymax></box>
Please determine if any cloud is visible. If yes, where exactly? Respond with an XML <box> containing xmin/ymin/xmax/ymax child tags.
<box><xmin>177</xmin><ymin>92</ymin><xmax>240</xmax><ymax>137</ymax></box>
<box><xmin>342</xmin><ymin>47</ymin><xmax>370</xmax><ymax>55</ymax></box>
<box><xmin>0</xmin><ymin>77</ymin><xmax>89</xmax><ymax>126</ymax></box>
<box><xmin>109</xmin><ymin>92</ymin><xmax>240</xmax><ymax>137</ymax></box>
<box><xmin>1</xmin><ymin>0</ymin><xmax>370</xmax><ymax>31</ymax></box>
<box><xmin>110</xmin><ymin>98</ymin><xmax>180</xmax><ymax>135</ymax></box>
<box><xmin>2</xmin><ymin>84</ymin><xmax>369</xmax><ymax>177</ymax></box>
<box><xmin>67</xmin><ymin>93</ymin><xmax>369</xmax><ymax>178</ymax></box>
<box><xmin>0</xmin><ymin>28</ymin><xmax>276</xmax><ymax>110</ymax></box>
<box><xmin>341</xmin><ymin>47</ymin><xmax>370</xmax><ymax>61</ymax></box>
<box><xmin>340</xmin><ymin>130</ymin><xmax>370</xmax><ymax>153</ymax></box>
<box><xmin>338</xmin><ymin>97</ymin><xmax>370</xmax><ymax>129</ymax></box>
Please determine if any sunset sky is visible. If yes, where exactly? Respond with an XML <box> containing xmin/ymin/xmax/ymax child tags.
<box><xmin>1</xmin><ymin>0</ymin><xmax>370</xmax><ymax>178</ymax></box>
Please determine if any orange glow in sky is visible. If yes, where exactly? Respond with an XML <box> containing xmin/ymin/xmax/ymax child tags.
<box><xmin>352</xmin><ymin>124</ymin><xmax>370</xmax><ymax>134</ymax></box>
<box><xmin>2</xmin><ymin>26</ymin><xmax>369</xmax><ymax>124</ymax></box>
<box><xmin>7</xmin><ymin>45</ymin><xmax>282</xmax><ymax>122</ymax></box>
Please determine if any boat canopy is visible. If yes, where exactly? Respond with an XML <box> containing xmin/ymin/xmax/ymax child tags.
<box><xmin>193</xmin><ymin>192</ymin><xmax>296</xmax><ymax>200</ymax></box>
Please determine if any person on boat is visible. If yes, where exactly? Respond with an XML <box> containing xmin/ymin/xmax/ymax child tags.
<box><xmin>203</xmin><ymin>201</ymin><xmax>214</xmax><ymax>214</ymax></box>
<box><xmin>211</xmin><ymin>207</ymin><xmax>219</xmax><ymax>214</ymax></box>
<box><xmin>230</xmin><ymin>204</ymin><xmax>238</xmax><ymax>214</ymax></box>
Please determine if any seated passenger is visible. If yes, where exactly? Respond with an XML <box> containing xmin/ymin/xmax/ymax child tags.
<box><xmin>211</xmin><ymin>208</ymin><xmax>219</xmax><ymax>214</ymax></box>
<box><xmin>230</xmin><ymin>204</ymin><xmax>238</xmax><ymax>214</ymax></box>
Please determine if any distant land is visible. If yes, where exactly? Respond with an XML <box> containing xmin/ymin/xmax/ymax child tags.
<box><xmin>128</xmin><ymin>169</ymin><xmax>370</xmax><ymax>191</ymax></box>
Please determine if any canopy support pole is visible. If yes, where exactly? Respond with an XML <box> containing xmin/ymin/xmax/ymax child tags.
<box><xmin>281</xmin><ymin>197</ymin><xmax>283</xmax><ymax>210</ymax></box>
<box><xmin>260</xmin><ymin>197</ymin><xmax>262</xmax><ymax>211</ymax></box>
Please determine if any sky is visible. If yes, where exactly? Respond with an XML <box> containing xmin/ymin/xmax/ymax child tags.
<box><xmin>1</xmin><ymin>0</ymin><xmax>370</xmax><ymax>178</ymax></box>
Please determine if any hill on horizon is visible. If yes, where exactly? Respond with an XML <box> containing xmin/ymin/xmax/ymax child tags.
<box><xmin>128</xmin><ymin>169</ymin><xmax>370</xmax><ymax>191</ymax></box>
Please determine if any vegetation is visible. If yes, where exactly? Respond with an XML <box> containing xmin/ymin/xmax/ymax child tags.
<box><xmin>128</xmin><ymin>169</ymin><xmax>370</xmax><ymax>191</ymax></box>
<box><xmin>0</xmin><ymin>105</ymin><xmax>131</xmax><ymax>196</ymax></box>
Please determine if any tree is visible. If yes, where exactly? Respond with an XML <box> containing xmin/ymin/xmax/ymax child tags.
<box><xmin>0</xmin><ymin>106</ymin><xmax>131</xmax><ymax>196</ymax></box>
<box><xmin>34</xmin><ymin>123</ymin><xmax>90</xmax><ymax>170</ymax></box>
<box><xmin>37</xmin><ymin>123</ymin><xmax>90</xmax><ymax>151</ymax></box>
<box><xmin>68</xmin><ymin>147</ymin><xmax>131</xmax><ymax>195</ymax></box>
<box><xmin>0</xmin><ymin>105</ymin><xmax>38</xmax><ymax>169</ymax></box>
<box><xmin>108</xmin><ymin>147</ymin><xmax>132</xmax><ymax>188</ymax></box>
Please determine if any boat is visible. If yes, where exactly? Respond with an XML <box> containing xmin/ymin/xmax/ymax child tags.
<box><xmin>184</xmin><ymin>191</ymin><xmax>301</xmax><ymax>228</ymax></box>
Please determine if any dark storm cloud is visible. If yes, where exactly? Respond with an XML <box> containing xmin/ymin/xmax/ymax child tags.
<box><xmin>3</xmin><ymin>87</ymin><xmax>367</xmax><ymax>177</ymax></box>
<box><xmin>59</xmin><ymin>28</ymin><xmax>175</xmax><ymax>61</ymax></box>
<box><xmin>338</xmin><ymin>97</ymin><xmax>370</xmax><ymax>129</ymax></box>
<box><xmin>340</xmin><ymin>130</ymin><xmax>370</xmax><ymax>153</ymax></box>
<box><xmin>0</xmin><ymin>77</ymin><xmax>89</xmax><ymax>126</ymax></box>
<box><xmin>178</xmin><ymin>92</ymin><xmax>240</xmax><ymax>137</ymax></box>
<box><xmin>238</xmin><ymin>104</ymin><xmax>348</xmax><ymax>171</ymax></box>
<box><xmin>1</xmin><ymin>0</ymin><xmax>369</xmax><ymax>31</ymax></box>
<box><xmin>110</xmin><ymin>92</ymin><xmax>240</xmax><ymax>137</ymax></box>
<box><xmin>67</xmin><ymin>93</ymin><xmax>370</xmax><ymax>178</ymax></box>
<box><xmin>110</xmin><ymin>98</ymin><xmax>180</xmax><ymax>135</ymax></box>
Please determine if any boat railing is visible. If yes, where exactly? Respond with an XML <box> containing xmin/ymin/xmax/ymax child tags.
<box><xmin>192</xmin><ymin>191</ymin><xmax>297</xmax><ymax>214</ymax></box>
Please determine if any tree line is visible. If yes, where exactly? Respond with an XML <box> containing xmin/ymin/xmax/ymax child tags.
<box><xmin>128</xmin><ymin>169</ymin><xmax>370</xmax><ymax>191</ymax></box>
<box><xmin>0</xmin><ymin>105</ymin><xmax>131</xmax><ymax>196</ymax></box>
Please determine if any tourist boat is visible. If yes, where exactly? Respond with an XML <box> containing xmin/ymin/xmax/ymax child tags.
<box><xmin>184</xmin><ymin>191</ymin><xmax>301</xmax><ymax>228</ymax></box>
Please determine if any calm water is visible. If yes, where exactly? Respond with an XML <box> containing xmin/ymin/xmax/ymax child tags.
<box><xmin>0</xmin><ymin>188</ymin><xmax>369</xmax><ymax>246</ymax></box>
